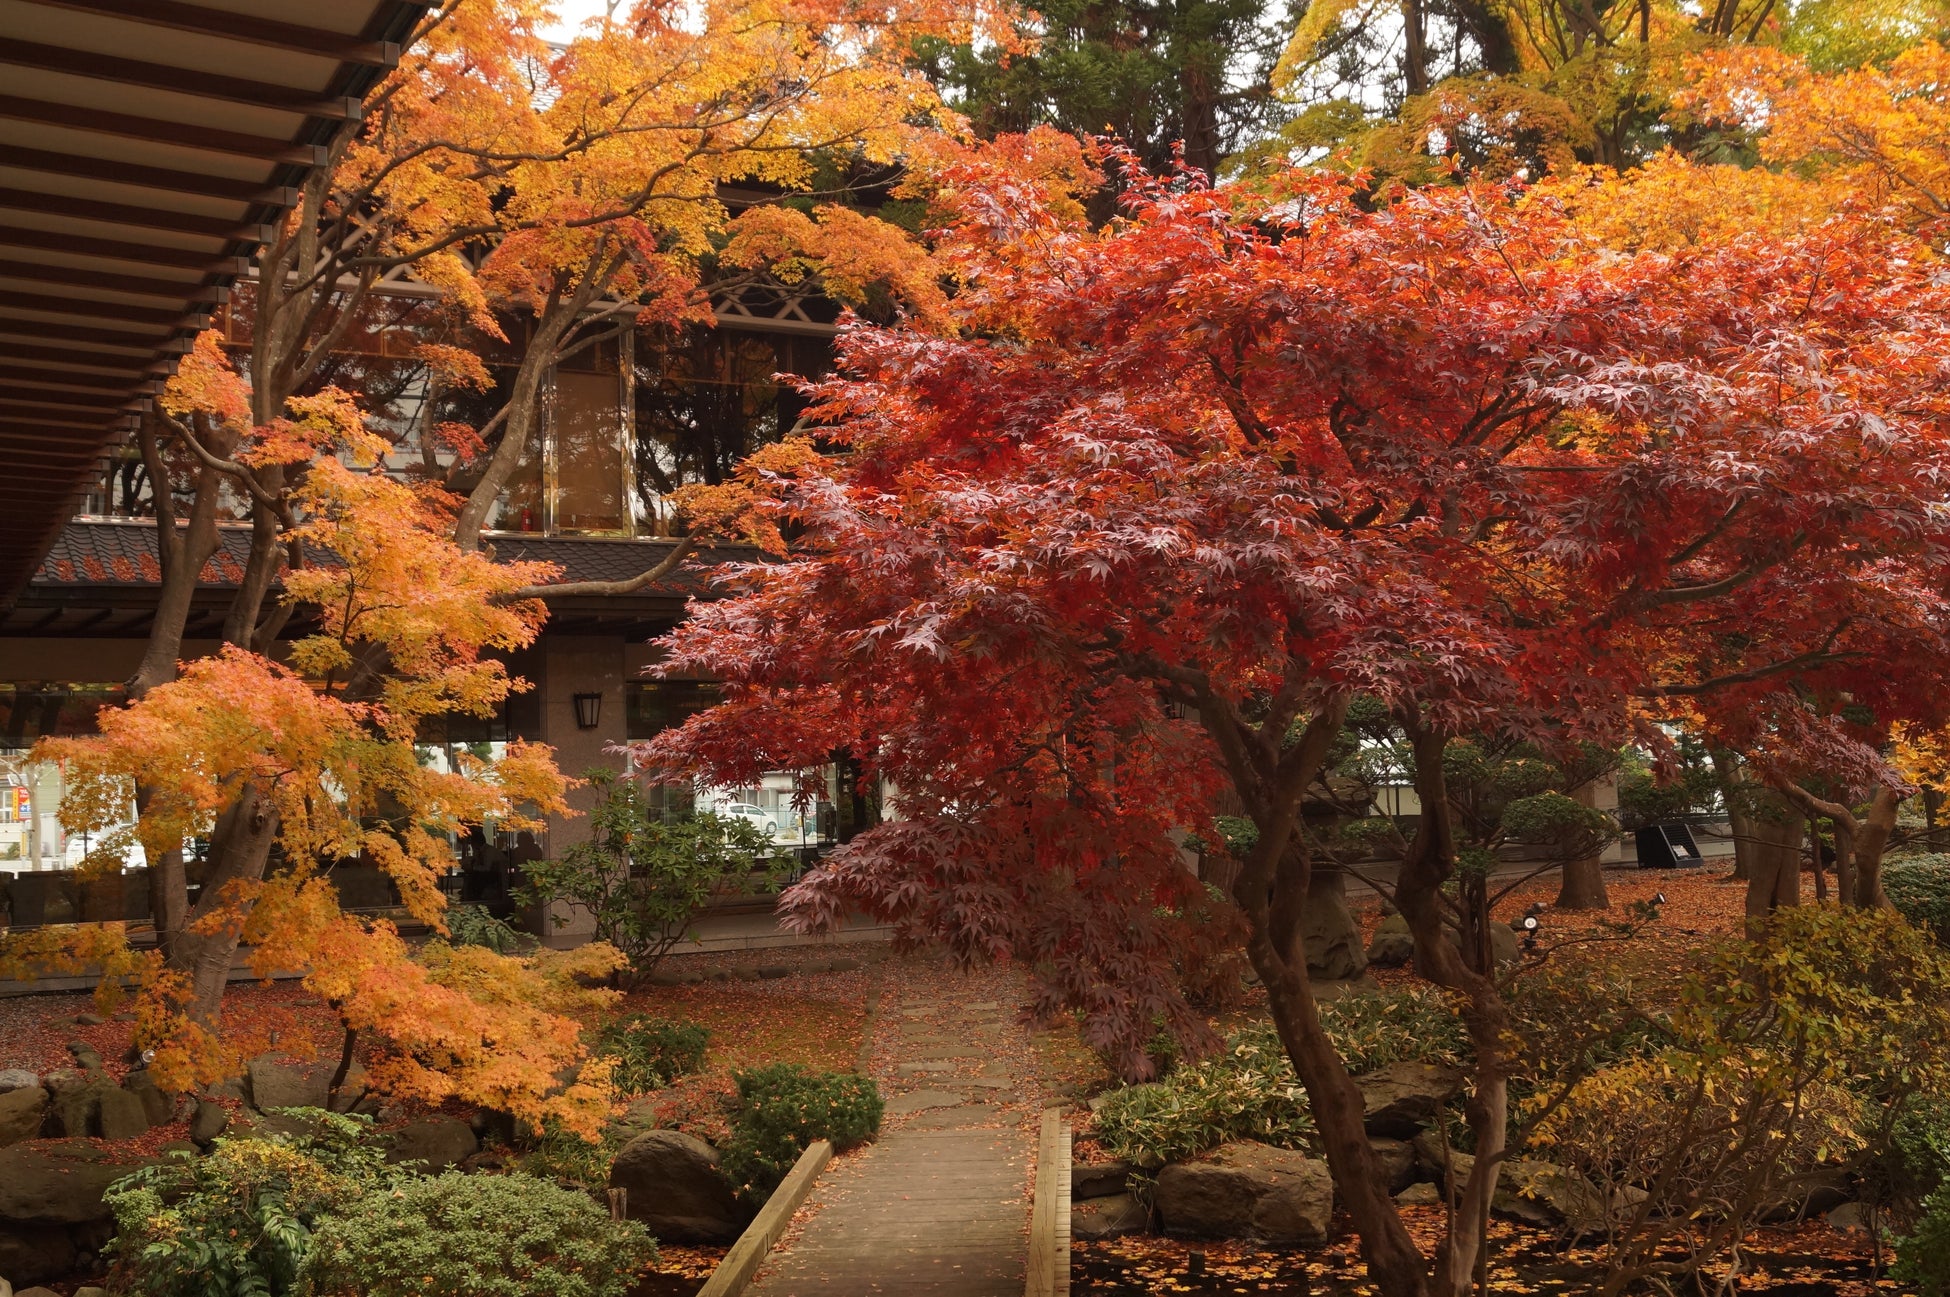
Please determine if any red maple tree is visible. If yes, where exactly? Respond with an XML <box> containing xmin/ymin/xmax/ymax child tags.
<box><xmin>645</xmin><ymin>158</ymin><xmax>1950</xmax><ymax>1294</ymax></box>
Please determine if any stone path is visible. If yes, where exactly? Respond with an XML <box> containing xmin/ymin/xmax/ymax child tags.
<box><xmin>746</xmin><ymin>965</ymin><xmax>1035</xmax><ymax>1297</ymax></box>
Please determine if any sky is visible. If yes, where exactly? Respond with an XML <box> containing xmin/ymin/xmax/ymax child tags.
<box><xmin>540</xmin><ymin>0</ymin><xmax>617</xmax><ymax>44</ymax></box>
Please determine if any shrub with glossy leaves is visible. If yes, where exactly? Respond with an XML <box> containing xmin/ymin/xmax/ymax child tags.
<box><xmin>719</xmin><ymin>1063</ymin><xmax>882</xmax><ymax>1203</ymax></box>
<box><xmin>105</xmin><ymin>1110</ymin><xmax>391</xmax><ymax>1297</ymax></box>
<box><xmin>1094</xmin><ymin>988</ymin><xmax>1468</xmax><ymax>1166</ymax></box>
<box><xmin>597</xmin><ymin>1014</ymin><xmax>711</xmax><ymax>1093</ymax></box>
<box><xmin>303</xmin><ymin>1171</ymin><xmax>655</xmax><ymax>1297</ymax></box>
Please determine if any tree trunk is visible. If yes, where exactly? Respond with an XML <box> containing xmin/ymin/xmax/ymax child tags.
<box><xmin>1395</xmin><ymin>721</ymin><xmax>1507</xmax><ymax>1297</ymax></box>
<box><xmin>1855</xmin><ymin>787</ymin><xmax>1898</xmax><ymax>910</ymax></box>
<box><xmin>1255</xmin><ymin>944</ymin><xmax>1432</xmax><ymax>1297</ymax></box>
<box><xmin>171</xmin><ymin>785</ymin><xmax>280</xmax><ymax>1021</ymax></box>
<box><xmin>1555</xmin><ymin>854</ymin><xmax>1609</xmax><ymax>910</ymax></box>
<box><xmin>1555</xmin><ymin>781</ymin><xmax>1611</xmax><ymax>909</ymax></box>
<box><xmin>1744</xmin><ymin>790</ymin><xmax>1803</xmax><ymax>919</ymax></box>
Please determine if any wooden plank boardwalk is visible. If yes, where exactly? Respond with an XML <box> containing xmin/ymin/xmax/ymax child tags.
<box><xmin>745</xmin><ymin>972</ymin><xmax>1035</xmax><ymax>1297</ymax></box>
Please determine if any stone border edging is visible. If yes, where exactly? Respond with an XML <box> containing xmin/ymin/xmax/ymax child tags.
<box><xmin>695</xmin><ymin>1137</ymin><xmax>833</xmax><ymax>1297</ymax></box>
<box><xmin>1026</xmin><ymin>1106</ymin><xmax>1070</xmax><ymax>1297</ymax></box>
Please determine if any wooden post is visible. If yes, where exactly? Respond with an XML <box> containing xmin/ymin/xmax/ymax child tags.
<box><xmin>696</xmin><ymin>1139</ymin><xmax>833</xmax><ymax>1297</ymax></box>
<box><xmin>1027</xmin><ymin>1107</ymin><xmax>1070</xmax><ymax>1297</ymax></box>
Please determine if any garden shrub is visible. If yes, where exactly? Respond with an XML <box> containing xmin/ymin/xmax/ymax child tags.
<box><xmin>1898</xmin><ymin>1183</ymin><xmax>1950</xmax><ymax>1297</ymax></box>
<box><xmin>445</xmin><ymin>903</ymin><xmax>524</xmax><ymax>954</ymax></box>
<box><xmin>1093</xmin><ymin>988</ymin><xmax>1465</xmax><ymax>1166</ymax></box>
<box><xmin>1886</xmin><ymin>854</ymin><xmax>1950</xmax><ymax>944</ymax></box>
<box><xmin>303</xmin><ymin>1171</ymin><xmax>655</xmax><ymax>1297</ymax></box>
<box><xmin>719</xmin><ymin>1063</ymin><xmax>883</xmax><ymax>1203</ymax></box>
<box><xmin>597</xmin><ymin>1014</ymin><xmax>711</xmax><ymax>1093</ymax></box>
<box><xmin>105</xmin><ymin>1110</ymin><xmax>391</xmax><ymax>1297</ymax></box>
<box><xmin>1093</xmin><ymin>1047</ymin><xmax>1315</xmax><ymax>1168</ymax></box>
<box><xmin>520</xmin><ymin>769</ymin><xmax>783</xmax><ymax>980</ymax></box>
<box><xmin>1530</xmin><ymin>907</ymin><xmax>1950</xmax><ymax>1291</ymax></box>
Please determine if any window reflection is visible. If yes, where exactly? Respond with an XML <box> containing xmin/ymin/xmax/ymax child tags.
<box><xmin>632</xmin><ymin>329</ymin><xmax>824</xmax><ymax>535</ymax></box>
<box><xmin>83</xmin><ymin>297</ymin><xmax>832</xmax><ymax>543</ymax></box>
<box><xmin>623</xmin><ymin>681</ymin><xmax>836</xmax><ymax>850</ymax></box>
<box><xmin>0</xmin><ymin>684</ymin><xmax>130</xmax><ymax>870</ymax></box>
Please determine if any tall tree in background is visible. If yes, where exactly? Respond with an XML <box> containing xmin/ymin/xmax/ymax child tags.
<box><xmin>913</xmin><ymin>0</ymin><xmax>1296</xmax><ymax>189</ymax></box>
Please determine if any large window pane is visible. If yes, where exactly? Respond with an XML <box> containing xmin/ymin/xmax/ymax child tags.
<box><xmin>0</xmin><ymin>685</ymin><xmax>128</xmax><ymax>871</ymax></box>
<box><xmin>553</xmin><ymin>369</ymin><xmax>628</xmax><ymax>534</ymax></box>
<box><xmin>632</xmin><ymin>330</ymin><xmax>829</xmax><ymax>535</ymax></box>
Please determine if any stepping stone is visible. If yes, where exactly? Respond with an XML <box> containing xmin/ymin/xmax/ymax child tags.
<box><xmin>960</xmin><ymin>1076</ymin><xmax>1014</xmax><ymax>1090</ymax></box>
<box><xmin>897</xmin><ymin>1061</ymin><xmax>954</xmax><ymax>1075</ymax></box>
<box><xmin>908</xmin><ymin>1046</ymin><xmax>985</xmax><ymax>1060</ymax></box>
<box><xmin>963</xmin><ymin>1001</ymin><xmax>1000</xmax><ymax>1010</ymax></box>
<box><xmin>907</xmin><ymin>1103</ymin><xmax>1004</xmax><ymax>1129</ymax></box>
<box><xmin>884</xmin><ymin>1089</ymin><xmax>967</xmax><ymax>1115</ymax></box>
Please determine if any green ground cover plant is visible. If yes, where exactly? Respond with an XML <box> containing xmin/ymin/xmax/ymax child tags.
<box><xmin>303</xmin><ymin>1171</ymin><xmax>654</xmax><ymax>1297</ymax></box>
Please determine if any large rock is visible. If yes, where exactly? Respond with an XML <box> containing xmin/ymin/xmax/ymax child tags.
<box><xmin>1409</xmin><ymin>1134</ymin><xmax>1641</xmax><ymax>1232</ymax></box>
<box><xmin>1365</xmin><ymin>915</ymin><xmax>1415</xmax><ymax>968</ymax></box>
<box><xmin>1357</xmin><ymin>1063</ymin><xmax>1462</xmax><ymax>1137</ymax></box>
<box><xmin>49</xmin><ymin>1079</ymin><xmax>115</xmax><ymax>1139</ymax></box>
<box><xmin>1073</xmin><ymin>1160</ymin><xmax>1133</xmax><ymax>1200</ymax></box>
<box><xmin>0</xmin><ymin>1069</ymin><xmax>39</xmax><ymax>1094</ymax></box>
<box><xmin>246</xmin><ymin>1056</ymin><xmax>366</xmax><ymax>1114</ymax></box>
<box><xmin>0</xmin><ymin>1223</ymin><xmax>75</xmax><ymax>1286</ymax></box>
<box><xmin>385</xmin><ymin>1117</ymin><xmax>479</xmax><ymax>1172</ymax></box>
<box><xmin>0</xmin><ymin>1141</ymin><xmax>140</xmax><ymax>1225</ymax></box>
<box><xmin>1155</xmin><ymin>1142</ymin><xmax>1333</xmax><ymax>1245</ymax></box>
<box><xmin>1368</xmin><ymin>1138</ymin><xmax>1418</xmax><ymax>1194</ymax></box>
<box><xmin>1072</xmin><ymin>1191</ymin><xmax>1149</xmax><ymax>1240</ymax></box>
<box><xmin>189</xmin><ymin>1101</ymin><xmax>229</xmax><ymax>1145</ymax></box>
<box><xmin>0</xmin><ymin>1086</ymin><xmax>47</xmax><ymax>1148</ymax></box>
<box><xmin>122</xmin><ymin>1071</ymin><xmax>171</xmax><ymax>1129</ymax></box>
<box><xmin>608</xmin><ymin>1130</ymin><xmax>750</xmax><ymax>1244</ymax></box>
<box><xmin>95</xmin><ymin>1088</ymin><xmax>150</xmax><ymax>1142</ymax></box>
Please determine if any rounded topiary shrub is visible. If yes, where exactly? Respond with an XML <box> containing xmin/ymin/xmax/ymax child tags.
<box><xmin>302</xmin><ymin>1171</ymin><xmax>656</xmax><ymax>1297</ymax></box>
<box><xmin>720</xmin><ymin>1063</ymin><xmax>883</xmax><ymax>1204</ymax></box>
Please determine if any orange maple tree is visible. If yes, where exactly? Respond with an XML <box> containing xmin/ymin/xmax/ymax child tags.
<box><xmin>11</xmin><ymin>0</ymin><xmax>1010</xmax><ymax>1122</ymax></box>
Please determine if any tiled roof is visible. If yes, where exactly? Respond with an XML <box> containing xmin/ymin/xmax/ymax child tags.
<box><xmin>33</xmin><ymin>520</ymin><xmax>741</xmax><ymax>598</ymax></box>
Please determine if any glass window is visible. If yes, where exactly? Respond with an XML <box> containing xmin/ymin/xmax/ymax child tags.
<box><xmin>632</xmin><ymin>329</ymin><xmax>830</xmax><ymax>535</ymax></box>
<box><xmin>553</xmin><ymin>368</ymin><xmax>629</xmax><ymax>534</ymax></box>
<box><xmin>0</xmin><ymin>685</ymin><xmax>128</xmax><ymax>871</ymax></box>
<box><xmin>622</xmin><ymin>681</ymin><xmax>836</xmax><ymax>848</ymax></box>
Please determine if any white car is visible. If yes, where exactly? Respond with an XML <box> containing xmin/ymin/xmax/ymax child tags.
<box><xmin>710</xmin><ymin>802</ymin><xmax>777</xmax><ymax>837</ymax></box>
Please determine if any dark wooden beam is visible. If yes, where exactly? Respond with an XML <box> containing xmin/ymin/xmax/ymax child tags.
<box><xmin>0</xmin><ymin>287</ymin><xmax>201</xmax><ymax>328</ymax></box>
<box><xmin>0</xmin><ymin>223</ymin><xmax>252</xmax><ymax>274</ymax></box>
<box><xmin>0</xmin><ymin>372</ymin><xmax>152</xmax><ymax>397</ymax></box>
<box><xmin>0</xmin><ymin>188</ymin><xmax>273</xmax><ymax>244</ymax></box>
<box><xmin>0</xmin><ymin>40</ymin><xmax>361</xmax><ymax>120</ymax></box>
<box><xmin>0</xmin><ymin>419</ymin><xmax>111</xmax><ymax>440</ymax></box>
<box><xmin>0</xmin><ymin>341</ymin><xmax>153</xmax><ymax>369</ymax></box>
<box><xmin>0</xmin><ymin>95</ymin><xmax>326</xmax><ymax>168</ymax></box>
<box><xmin>0</xmin><ymin>258</ymin><xmax>223</xmax><ymax>304</ymax></box>
<box><xmin>0</xmin><ymin>399</ymin><xmax>118</xmax><ymax>424</ymax></box>
<box><xmin>0</xmin><ymin>387</ymin><xmax>130</xmax><ymax>411</ymax></box>
<box><xmin>0</xmin><ymin>143</ymin><xmax>296</xmax><ymax>207</ymax></box>
<box><xmin>0</xmin><ymin>317</ymin><xmax>174</xmax><ymax>347</ymax></box>
<box><xmin>17</xmin><ymin>0</ymin><xmax>404</xmax><ymax>69</ymax></box>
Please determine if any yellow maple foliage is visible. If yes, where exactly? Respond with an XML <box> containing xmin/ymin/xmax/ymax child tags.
<box><xmin>1684</xmin><ymin>41</ymin><xmax>1950</xmax><ymax>234</ymax></box>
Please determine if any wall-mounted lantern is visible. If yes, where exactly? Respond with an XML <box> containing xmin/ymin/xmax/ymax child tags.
<box><xmin>573</xmin><ymin>692</ymin><xmax>603</xmax><ymax>730</ymax></box>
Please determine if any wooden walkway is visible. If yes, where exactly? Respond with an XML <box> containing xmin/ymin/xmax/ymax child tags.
<box><xmin>746</xmin><ymin>970</ymin><xmax>1035</xmax><ymax>1297</ymax></box>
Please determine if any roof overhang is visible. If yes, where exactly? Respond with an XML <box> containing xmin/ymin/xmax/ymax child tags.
<box><xmin>0</xmin><ymin>0</ymin><xmax>429</xmax><ymax>608</ymax></box>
